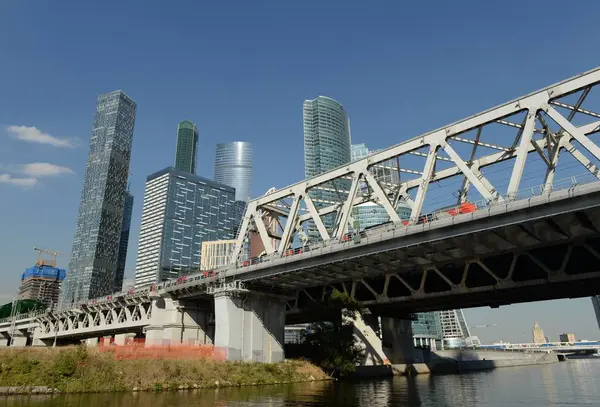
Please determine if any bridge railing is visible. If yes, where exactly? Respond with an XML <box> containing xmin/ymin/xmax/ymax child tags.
<box><xmin>231</xmin><ymin>172</ymin><xmax>600</xmax><ymax>270</ymax></box>
<box><xmin>0</xmin><ymin>309</ymin><xmax>48</xmax><ymax>325</ymax></box>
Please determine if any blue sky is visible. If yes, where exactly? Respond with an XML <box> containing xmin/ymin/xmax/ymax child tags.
<box><xmin>1</xmin><ymin>0</ymin><xmax>600</xmax><ymax>343</ymax></box>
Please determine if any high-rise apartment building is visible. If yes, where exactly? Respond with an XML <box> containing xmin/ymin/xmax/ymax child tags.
<box><xmin>114</xmin><ymin>191</ymin><xmax>134</xmax><ymax>293</ymax></box>
<box><xmin>592</xmin><ymin>296</ymin><xmax>600</xmax><ymax>330</ymax></box>
<box><xmin>134</xmin><ymin>167</ymin><xmax>235</xmax><ymax>288</ymax></box>
<box><xmin>174</xmin><ymin>120</ymin><xmax>199</xmax><ymax>174</ymax></box>
<box><xmin>61</xmin><ymin>90</ymin><xmax>136</xmax><ymax>305</ymax></box>
<box><xmin>303</xmin><ymin>96</ymin><xmax>351</xmax><ymax>239</ymax></box>
<box><xmin>214</xmin><ymin>142</ymin><xmax>252</xmax><ymax>236</ymax></box>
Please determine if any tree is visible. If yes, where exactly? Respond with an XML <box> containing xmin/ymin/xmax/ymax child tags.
<box><xmin>301</xmin><ymin>290</ymin><xmax>364</xmax><ymax>377</ymax></box>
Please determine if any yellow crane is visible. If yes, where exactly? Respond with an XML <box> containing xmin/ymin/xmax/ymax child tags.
<box><xmin>33</xmin><ymin>247</ymin><xmax>61</xmax><ymax>267</ymax></box>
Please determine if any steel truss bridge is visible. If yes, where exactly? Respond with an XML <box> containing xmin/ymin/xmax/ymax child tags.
<box><xmin>3</xmin><ymin>66</ymin><xmax>600</xmax><ymax>344</ymax></box>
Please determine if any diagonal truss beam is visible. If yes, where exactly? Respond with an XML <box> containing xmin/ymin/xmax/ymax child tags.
<box><xmin>230</xmin><ymin>67</ymin><xmax>600</xmax><ymax>265</ymax></box>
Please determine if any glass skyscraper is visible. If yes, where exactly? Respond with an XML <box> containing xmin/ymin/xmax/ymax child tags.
<box><xmin>175</xmin><ymin>120</ymin><xmax>199</xmax><ymax>174</ymax></box>
<box><xmin>303</xmin><ymin>96</ymin><xmax>351</xmax><ymax>239</ymax></box>
<box><xmin>115</xmin><ymin>191</ymin><xmax>134</xmax><ymax>293</ymax></box>
<box><xmin>134</xmin><ymin>167</ymin><xmax>236</xmax><ymax>288</ymax></box>
<box><xmin>214</xmin><ymin>142</ymin><xmax>252</xmax><ymax>237</ymax></box>
<box><xmin>214</xmin><ymin>142</ymin><xmax>253</xmax><ymax>202</ymax></box>
<box><xmin>61</xmin><ymin>90</ymin><xmax>137</xmax><ymax>305</ymax></box>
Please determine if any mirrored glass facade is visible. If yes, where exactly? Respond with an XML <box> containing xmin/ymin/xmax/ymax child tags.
<box><xmin>134</xmin><ymin>167</ymin><xmax>235</xmax><ymax>288</ymax></box>
<box><xmin>411</xmin><ymin>312</ymin><xmax>442</xmax><ymax>348</ymax></box>
<box><xmin>214</xmin><ymin>142</ymin><xmax>253</xmax><ymax>202</ymax></box>
<box><xmin>175</xmin><ymin>120</ymin><xmax>198</xmax><ymax>174</ymax></box>
<box><xmin>115</xmin><ymin>191</ymin><xmax>134</xmax><ymax>293</ymax></box>
<box><xmin>303</xmin><ymin>96</ymin><xmax>351</xmax><ymax>239</ymax></box>
<box><xmin>61</xmin><ymin>90</ymin><xmax>136</xmax><ymax>305</ymax></box>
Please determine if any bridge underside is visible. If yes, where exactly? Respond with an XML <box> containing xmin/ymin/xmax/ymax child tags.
<box><xmin>243</xmin><ymin>194</ymin><xmax>600</xmax><ymax>321</ymax></box>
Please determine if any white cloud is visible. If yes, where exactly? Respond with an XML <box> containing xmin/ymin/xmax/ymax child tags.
<box><xmin>6</xmin><ymin>125</ymin><xmax>76</xmax><ymax>148</ymax></box>
<box><xmin>20</xmin><ymin>163</ymin><xmax>74</xmax><ymax>177</ymax></box>
<box><xmin>0</xmin><ymin>174</ymin><xmax>38</xmax><ymax>187</ymax></box>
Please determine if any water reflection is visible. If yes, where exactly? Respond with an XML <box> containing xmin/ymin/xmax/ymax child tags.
<box><xmin>3</xmin><ymin>360</ymin><xmax>600</xmax><ymax>407</ymax></box>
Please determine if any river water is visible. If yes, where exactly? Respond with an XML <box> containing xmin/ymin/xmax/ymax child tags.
<box><xmin>2</xmin><ymin>359</ymin><xmax>599</xmax><ymax>406</ymax></box>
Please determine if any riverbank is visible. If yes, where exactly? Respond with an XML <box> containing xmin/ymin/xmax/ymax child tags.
<box><xmin>0</xmin><ymin>347</ymin><xmax>329</xmax><ymax>394</ymax></box>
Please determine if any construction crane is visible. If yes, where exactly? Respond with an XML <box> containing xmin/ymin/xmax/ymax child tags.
<box><xmin>471</xmin><ymin>324</ymin><xmax>498</xmax><ymax>329</ymax></box>
<box><xmin>33</xmin><ymin>247</ymin><xmax>62</xmax><ymax>267</ymax></box>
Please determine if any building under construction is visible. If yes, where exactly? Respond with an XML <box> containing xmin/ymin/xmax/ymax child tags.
<box><xmin>19</xmin><ymin>265</ymin><xmax>66</xmax><ymax>308</ymax></box>
<box><xmin>18</xmin><ymin>248</ymin><xmax>66</xmax><ymax>308</ymax></box>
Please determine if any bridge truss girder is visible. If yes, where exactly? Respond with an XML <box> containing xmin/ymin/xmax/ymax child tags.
<box><xmin>284</xmin><ymin>236</ymin><xmax>600</xmax><ymax>319</ymax></box>
<box><xmin>231</xmin><ymin>67</ymin><xmax>600</xmax><ymax>264</ymax></box>
<box><xmin>36</xmin><ymin>298</ymin><xmax>152</xmax><ymax>340</ymax></box>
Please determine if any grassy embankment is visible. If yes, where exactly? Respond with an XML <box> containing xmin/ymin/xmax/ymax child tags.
<box><xmin>0</xmin><ymin>347</ymin><xmax>329</xmax><ymax>393</ymax></box>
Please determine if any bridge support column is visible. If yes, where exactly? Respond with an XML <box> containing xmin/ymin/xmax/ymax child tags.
<box><xmin>0</xmin><ymin>337</ymin><xmax>8</xmax><ymax>347</ymax></box>
<box><xmin>145</xmin><ymin>296</ymin><xmax>212</xmax><ymax>347</ymax></box>
<box><xmin>214</xmin><ymin>292</ymin><xmax>285</xmax><ymax>362</ymax></box>
<box><xmin>11</xmin><ymin>331</ymin><xmax>28</xmax><ymax>347</ymax></box>
<box><xmin>85</xmin><ymin>337</ymin><xmax>99</xmax><ymax>347</ymax></box>
<box><xmin>380</xmin><ymin>317</ymin><xmax>419</xmax><ymax>364</ymax></box>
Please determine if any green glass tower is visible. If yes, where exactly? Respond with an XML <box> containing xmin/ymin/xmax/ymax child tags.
<box><xmin>175</xmin><ymin>120</ymin><xmax>199</xmax><ymax>174</ymax></box>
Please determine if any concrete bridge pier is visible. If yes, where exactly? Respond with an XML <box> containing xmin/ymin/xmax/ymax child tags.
<box><xmin>380</xmin><ymin>317</ymin><xmax>420</xmax><ymax>364</ymax></box>
<box><xmin>0</xmin><ymin>335</ymin><xmax>8</xmax><ymax>347</ymax></box>
<box><xmin>214</xmin><ymin>291</ymin><xmax>285</xmax><ymax>362</ymax></box>
<box><xmin>144</xmin><ymin>296</ymin><xmax>213</xmax><ymax>347</ymax></box>
<box><xmin>10</xmin><ymin>330</ymin><xmax>29</xmax><ymax>347</ymax></box>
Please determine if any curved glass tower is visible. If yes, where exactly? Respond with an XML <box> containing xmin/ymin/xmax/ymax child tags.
<box><xmin>214</xmin><ymin>142</ymin><xmax>253</xmax><ymax>235</ymax></box>
<box><xmin>214</xmin><ymin>142</ymin><xmax>253</xmax><ymax>202</ymax></box>
<box><xmin>175</xmin><ymin>120</ymin><xmax>198</xmax><ymax>174</ymax></box>
<box><xmin>303</xmin><ymin>96</ymin><xmax>351</xmax><ymax>239</ymax></box>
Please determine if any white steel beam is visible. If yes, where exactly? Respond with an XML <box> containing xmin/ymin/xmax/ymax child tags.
<box><xmin>442</xmin><ymin>141</ymin><xmax>498</xmax><ymax>202</ymax></box>
<box><xmin>363</xmin><ymin>171</ymin><xmax>402</xmax><ymax>224</ymax></box>
<box><xmin>254</xmin><ymin>211</ymin><xmax>275</xmax><ymax>255</ymax></box>
<box><xmin>304</xmin><ymin>194</ymin><xmax>330</xmax><ymax>241</ymax></box>
<box><xmin>563</xmin><ymin>141</ymin><xmax>600</xmax><ymax>179</ymax></box>
<box><xmin>410</xmin><ymin>143</ymin><xmax>439</xmax><ymax>223</ymax></box>
<box><xmin>334</xmin><ymin>173</ymin><xmax>361</xmax><ymax>239</ymax></box>
<box><xmin>278</xmin><ymin>193</ymin><xmax>302</xmax><ymax>255</ymax></box>
<box><xmin>546</xmin><ymin>105</ymin><xmax>600</xmax><ymax>161</ymax></box>
<box><xmin>507</xmin><ymin>110</ymin><xmax>538</xmax><ymax>199</ymax></box>
<box><xmin>230</xmin><ymin>202</ymin><xmax>255</xmax><ymax>264</ymax></box>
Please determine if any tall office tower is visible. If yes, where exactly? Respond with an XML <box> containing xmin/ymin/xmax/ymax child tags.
<box><xmin>214</xmin><ymin>142</ymin><xmax>253</xmax><ymax>235</ymax></box>
<box><xmin>174</xmin><ymin>120</ymin><xmax>199</xmax><ymax>174</ymax></box>
<box><xmin>532</xmin><ymin>321</ymin><xmax>547</xmax><ymax>344</ymax></box>
<box><xmin>134</xmin><ymin>167</ymin><xmax>235</xmax><ymax>288</ymax></box>
<box><xmin>592</xmin><ymin>296</ymin><xmax>600</xmax><ymax>330</ymax></box>
<box><xmin>114</xmin><ymin>191</ymin><xmax>134</xmax><ymax>293</ymax></box>
<box><xmin>303</xmin><ymin>96</ymin><xmax>351</xmax><ymax>239</ymax></box>
<box><xmin>350</xmin><ymin>143</ymin><xmax>410</xmax><ymax>230</ymax></box>
<box><xmin>61</xmin><ymin>90</ymin><xmax>136</xmax><ymax>305</ymax></box>
<box><xmin>214</xmin><ymin>142</ymin><xmax>253</xmax><ymax>202</ymax></box>
<box><xmin>438</xmin><ymin>309</ymin><xmax>472</xmax><ymax>348</ymax></box>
